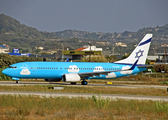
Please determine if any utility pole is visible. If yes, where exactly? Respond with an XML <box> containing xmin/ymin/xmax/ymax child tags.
<box><xmin>112</xmin><ymin>47</ymin><xmax>115</xmax><ymax>55</ymax></box>
<box><xmin>88</xmin><ymin>42</ymin><xmax>92</xmax><ymax>62</ymax></box>
<box><xmin>62</xmin><ymin>44</ymin><xmax>64</xmax><ymax>62</ymax></box>
<box><xmin>57</xmin><ymin>49</ymin><xmax>58</xmax><ymax>61</ymax></box>
<box><xmin>161</xmin><ymin>44</ymin><xmax>168</xmax><ymax>64</ymax></box>
<box><xmin>155</xmin><ymin>41</ymin><xmax>157</xmax><ymax>56</ymax></box>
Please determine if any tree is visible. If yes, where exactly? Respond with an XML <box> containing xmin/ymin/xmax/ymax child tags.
<box><xmin>105</xmin><ymin>55</ymin><xmax>118</xmax><ymax>62</ymax></box>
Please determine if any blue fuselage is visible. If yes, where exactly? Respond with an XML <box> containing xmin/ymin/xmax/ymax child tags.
<box><xmin>2</xmin><ymin>61</ymin><xmax>146</xmax><ymax>81</ymax></box>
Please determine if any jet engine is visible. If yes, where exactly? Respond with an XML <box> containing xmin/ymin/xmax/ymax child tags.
<box><xmin>62</xmin><ymin>73</ymin><xmax>81</xmax><ymax>82</ymax></box>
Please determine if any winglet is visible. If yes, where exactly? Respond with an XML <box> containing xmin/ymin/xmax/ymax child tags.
<box><xmin>129</xmin><ymin>59</ymin><xmax>138</xmax><ymax>70</ymax></box>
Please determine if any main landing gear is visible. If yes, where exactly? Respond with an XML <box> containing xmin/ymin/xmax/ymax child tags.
<box><xmin>81</xmin><ymin>80</ymin><xmax>87</xmax><ymax>85</ymax></box>
<box><xmin>70</xmin><ymin>80</ymin><xmax>88</xmax><ymax>85</ymax></box>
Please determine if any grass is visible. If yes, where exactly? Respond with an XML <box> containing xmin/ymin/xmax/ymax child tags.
<box><xmin>161</xmin><ymin>81</ymin><xmax>168</xmax><ymax>84</ymax></box>
<box><xmin>0</xmin><ymin>95</ymin><xmax>167</xmax><ymax>119</ymax></box>
<box><xmin>0</xmin><ymin>85</ymin><xmax>167</xmax><ymax>96</ymax></box>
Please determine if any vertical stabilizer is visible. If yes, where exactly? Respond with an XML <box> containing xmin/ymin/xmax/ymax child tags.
<box><xmin>115</xmin><ymin>34</ymin><xmax>153</xmax><ymax>65</ymax></box>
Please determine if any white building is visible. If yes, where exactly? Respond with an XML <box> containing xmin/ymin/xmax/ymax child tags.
<box><xmin>75</xmin><ymin>45</ymin><xmax>102</xmax><ymax>51</ymax></box>
<box><xmin>0</xmin><ymin>44</ymin><xmax>9</xmax><ymax>53</ymax></box>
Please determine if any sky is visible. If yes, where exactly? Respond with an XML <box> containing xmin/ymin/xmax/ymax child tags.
<box><xmin>0</xmin><ymin>0</ymin><xmax>168</xmax><ymax>33</ymax></box>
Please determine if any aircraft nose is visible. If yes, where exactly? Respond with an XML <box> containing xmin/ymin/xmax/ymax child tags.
<box><xmin>2</xmin><ymin>69</ymin><xmax>9</xmax><ymax>76</ymax></box>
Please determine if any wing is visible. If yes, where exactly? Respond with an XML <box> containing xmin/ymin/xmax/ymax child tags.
<box><xmin>78</xmin><ymin>59</ymin><xmax>138</xmax><ymax>78</ymax></box>
<box><xmin>78</xmin><ymin>70</ymin><xmax>121</xmax><ymax>78</ymax></box>
<box><xmin>137</xmin><ymin>63</ymin><xmax>163</xmax><ymax>68</ymax></box>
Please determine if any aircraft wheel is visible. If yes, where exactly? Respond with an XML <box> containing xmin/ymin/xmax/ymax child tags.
<box><xmin>81</xmin><ymin>81</ymin><xmax>87</xmax><ymax>85</ymax></box>
<box><xmin>70</xmin><ymin>82</ymin><xmax>76</xmax><ymax>85</ymax></box>
<box><xmin>16</xmin><ymin>81</ymin><xmax>20</xmax><ymax>84</ymax></box>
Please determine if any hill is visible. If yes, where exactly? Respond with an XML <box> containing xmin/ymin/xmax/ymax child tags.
<box><xmin>55</xmin><ymin>25</ymin><xmax>168</xmax><ymax>42</ymax></box>
<box><xmin>0</xmin><ymin>14</ymin><xmax>168</xmax><ymax>55</ymax></box>
<box><xmin>0</xmin><ymin>14</ymin><xmax>61</xmax><ymax>53</ymax></box>
<box><xmin>0</xmin><ymin>14</ymin><xmax>58</xmax><ymax>39</ymax></box>
<box><xmin>54</xmin><ymin>25</ymin><xmax>168</xmax><ymax>54</ymax></box>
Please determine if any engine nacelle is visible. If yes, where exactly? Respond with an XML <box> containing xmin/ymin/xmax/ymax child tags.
<box><xmin>45</xmin><ymin>78</ymin><xmax>62</xmax><ymax>82</ymax></box>
<box><xmin>62</xmin><ymin>73</ymin><xmax>81</xmax><ymax>82</ymax></box>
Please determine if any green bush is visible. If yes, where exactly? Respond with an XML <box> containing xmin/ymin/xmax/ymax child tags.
<box><xmin>0</xmin><ymin>54</ymin><xmax>43</xmax><ymax>80</ymax></box>
<box><xmin>0</xmin><ymin>67</ymin><xmax>11</xmax><ymax>80</ymax></box>
<box><xmin>92</xmin><ymin>94</ymin><xmax>110</xmax><ymax>109</ymax></box>
<box><xmin>0</xmin><ymin>54</ymin><xmax>42</xmax><ymax>67</ymax></box>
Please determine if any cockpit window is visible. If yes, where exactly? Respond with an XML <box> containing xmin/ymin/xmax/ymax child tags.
<box><xmin>9</xmin><ymin>66</ymin><xmax>17</xmax><ymax>69</ymax></box>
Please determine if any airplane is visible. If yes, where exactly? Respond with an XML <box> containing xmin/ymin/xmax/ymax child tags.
<box><xmin>2</xmin><ymin>34</ymin><xmax>153</xmax><ymax>85</ymax></box>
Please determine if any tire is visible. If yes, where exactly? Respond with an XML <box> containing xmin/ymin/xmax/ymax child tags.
<box><xmin>81</xmin><ymin>81</ymin><xmax>87</xmax><ymax>85</ymax></box>
<box><xmin>16</xmin><ymin>81</ymin><xmax>20</xmax><ymax>83</ymax></box>
<box><xmin>70</xmin><ymin>82</ymin><xmax>76</xmax><ymax>85</ymax></box>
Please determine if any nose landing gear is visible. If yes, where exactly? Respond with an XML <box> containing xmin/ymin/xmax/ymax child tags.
<box><xmin>16</xmin><ymin>81</ymin><xmax>20</xmax><ymax>83</ymax></box>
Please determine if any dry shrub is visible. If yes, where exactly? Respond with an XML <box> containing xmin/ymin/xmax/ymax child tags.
<box><xmin>154</xmin><ymin>65</ymin><xmax>168</xmax><ymax>73</ymax></box>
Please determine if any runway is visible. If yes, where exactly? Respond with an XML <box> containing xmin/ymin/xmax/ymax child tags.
<box><xmin>0</xmin><ymin>81</ymin><xmax>167</xmax><ymax>89</ymax></box>
<box><xmin>0</xmin><ymin>91</ymin><xmax>168</xmax><ymax>102</ymax></box>
<box><xmin>0</xmin><ymin>81</ymin><xmax>168</xmax><ymax>101</ymax></box>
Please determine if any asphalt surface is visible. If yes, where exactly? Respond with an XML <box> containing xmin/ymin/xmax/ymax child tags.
<box><xmin>0</xmin><ymin>91</ymin><xmax>168</xmax><ymax>102</ymax></box>
<box><xmin>0</xmin><ymin>81</ymin><xmax>168</xmax><ymax>101</ymax></box>
<box><xmin>0</xmin><ymin>81</ymin><xmax>167</xmax><ymax>89</ymax></box>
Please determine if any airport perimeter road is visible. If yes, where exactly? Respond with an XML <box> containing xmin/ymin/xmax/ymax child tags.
<box><xmin>0</xmin><ymin>81</ymin><xmax>168</xmax><ymax>89</ymax></box>
<box><xmin>0</xmin><ymin>91</ymin><xmax>168</xmax><ymax>102</ymax></box>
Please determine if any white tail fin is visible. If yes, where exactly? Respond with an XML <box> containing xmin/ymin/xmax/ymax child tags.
<box><xmin>115</xmin><ymin>34</ymin><xmax>153</xmax><ymax>65</ymax></box>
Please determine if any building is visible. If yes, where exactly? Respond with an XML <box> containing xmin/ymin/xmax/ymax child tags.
<box><xmin>35</xmin><ymin>47</ymin><xmax>44</xmax><ymax>50</ymax></box>
<box><xmin>155</xmin><ymin>53</ymin><xmax>168</xmax><ymax>64</ymax></box>
<box><xmin>115</xmin><ymin>42</ymin><xmax>127</xmax><ymax>47</ymax></box>
<box><xmin>0</xmin><ymin>44</ymin><xmax>9</xmax><ymax>53</ymax></box>
<box><xmin>62</xmin><ymin>45</ymin><xmax>102</xmax><ymax>60</ymax></box>
<box><xmin>147</xmin><ymin>54</ymin><xmax>168</xmax><ymax>64</ymax></box>
<box><xmin>8</xmin><ymin>48</ymin><xmax>31</xmax><ymax>57</ymax></box>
